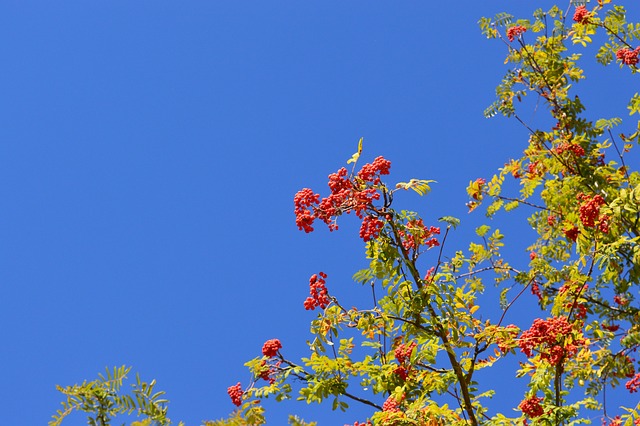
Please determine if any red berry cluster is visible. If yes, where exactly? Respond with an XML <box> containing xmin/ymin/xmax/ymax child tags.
<box><xmin>227</xmin><ymin>382</ymin><xmax>243</xmax><ymax>407</ymax></box>
<box><xmin>398</xmin><ymin>219</ymin><xmax>440</xmax><ymax>251</ymax></box>
<box><xmin>564</xmin><ymin>226</ymin><xmax>580</xmax><ymax>242</ymax></box>
<box><xmin>554</xmin><ymin>141</ymin><xmax>585</xmax><ymax>157</ymax></box>
<box><xmin>558</xmin><ymin>281</ymin><xmax>588</xmax><ymax>296</ymax></box>
<box><xmin>382</xmin><ymin>395</ymin><xmax>402</xmax><ymax>412</ymax></box>
<box><xmin>616</xmin><ymin>47</ymin><xmax>640</xmax><ymax>66</ymax></box>
<box><xmin>262</xmin><ymin>338</ymin><xmax>282</xmax><ymax>358</ymax></box>
<box><xmin>507</xmin><ymin>25</ymin><xmax>527</xmax><ymax>42</ymax></box>
<box><xmin>530</xmin><ymin>281</ymin><xmax>542</xmax><ymax>300</ymax></box>
<box><xmin>346</xmin><ymin>421</ymin><xmax>372</xmax><ymax>426</ymax></box>
<box><xmin>423</xmin><ymin>266</ymin><xmax>436</xmax><ymax>283</ymax></box>
<box><xmin>304</xmin><ymin>272</ymin><xmax>330</xmax><ymax>310</ymax></box>
<box><xmin>293</xmin><ymin>157</ymin><xmax>391</xmax><ymax>235</ymax></box>
<box><xmin>611</xmin><ymin>417</ymin><xmax>640</xmax><ymax>426</ymax></box>
<box><xmin>519</xmin><ymin>316</ymin><xmax>585</xmax><ymax>365</ymax></box>
<box><xmin>599</xmin><ymin>215</ymin><xmax>610</xmax><ymax>233</ymax></box>
<box><xmin>358</xmin><ymin>156</ymin><xmax>391</xmax><ymax>184</ymax></box>
<box><xmin>394</xmin><ymin>342</ymin><xmax>417</xmax><ymax>364</ymax></box>
<box><xmin>578</xmin><ymin>193</ymin><xmax>606</xmax><ymax>228</ymax></box>
<box><xmin>393</xmin><ymin>366</ymin><xmax>408</xmax><ymax>380</ymax></box>
<box><xmin>566</xmin><ymin>302</ymin><xmax>587</xmax><ymax>320</ymax></box>
<box><xmin>573</xmin><ymin>6</ymin><xmax>590</xmax><ymax>24</ymax></box>
<box><xmin>519</xmin><ymin>396</ymin><xmax>544</xmax><ymax>418</ymax></box>
<box><xmin>527</xmin><ymin>160</ymin><xmax>542</xmax><ymax>178</ymax></box>
<box><xmin>294</xmin><ymin>188</ymin><xmax>321</xmax><ymax>233</ymax></box>
<box><xmin>258</xmin><ymin>360</ymin><xmax>278</xmax><ymax>384</ymax></box>
<box><xmin>613</xmin><ymin>294</ymin><xmax>629</xmax><ymax>306</ymax></box>
<box><xmin>608</xmin><ymin>416</ymin><xmax>624</xmax><ymax>426</ymax></box>
<box><xmin>626</xmin><ymin>373</ymin><xmax>640</xmax><ymax>393</ymax></box>
<box><xmin>329</xmin><ymin>167</ymin><xmax>351</xmax><ymax>193</ymax></box>
<box><xmin>393</xmin><ymin>342</ymin><xmax>417</xmax><ymax>381</ymax></box>
<box><xmin>317</xmin><ymin>167</ymin><xmax>355</xmax><ymax>230</ymax></box>
<box><xmin>359</xmin><ymin>215</ymin><xmax>384</xmax><ymax>242</ymax></box>
<box><xmin>558</xmin><ymin>281</ymin><xmax>589</xmax><ymax>319</ymax></box>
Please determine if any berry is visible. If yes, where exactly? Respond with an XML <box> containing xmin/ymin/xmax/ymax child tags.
<box><xmin>398</xmin><ymin>219</ymin><xmax>440</xmax><ymax>250</ymax></box>
<box><xmin>357</xmin><ymin>156</ymin><xmax>391</xmax><ymax>184</ymax></box>
<box><xmin>359</xmin><ymin>215</ymin><xmax>383</xmax><ymax>242</ymax></box>
<box><xmin>573</xmin><ymin>6</ymin><xmax>590</xmax><ymax>24</ymax></box>
<box><xmin>227</xmin><ymin>382</ymin><xmax>243</xmax><ymax>407</ymax></box>
<box><xmin>565</xmin><ymin>226</ymin><xmax>579</xmax><ymax>242</ymax></box>
<box><xmin>578</xmin><ymin>193</ymin><xmax>605</xmax><ymax>228</ymax></box>
<box><xmin>518</xmin><ymin>316</ymin><xmax>585</xmax><ymax>366</ymax></box>
<box><xmin>382</xmin><ymin>395</ymin><xmax>401</xmax><ymax>412</ymax></box>
<box><xmin>258</xmin><ymin>360</ymin><xmax>276</xmax><ymax>384</ymax></box>
<box><xmin>394</xmin><ymin>342</ymin><xmax>417</xmax><ymax>364</ymax></box>
<box><xmin>616</xmin><ymin>47</ymin><xmax>640</xmax><ymax>66</ymax></box>
<box><xmin>262</xmin><ymin>339</ymin><xmax>282</xmax><ymax>358</ymax></box>
<box><xmin>294</xmin><ymin>188</ymin><xmax>320</xmax><ymax>233</ymax></box>
<box><xmin>294</xmin><ymin>157</ymin><xmax>392</xmax><ymax>234</ymax></box>
<box><xmin>304</xmin><ymin>272</ymin><xmax>330</xmax><ymax>310</ymax></box>
<box><xmin>507</xmin><ymin>25</ymin><xmax>527</xmax><ymax>42</ymax></box>
<box><xmin>423</xmin><ymin>266</ymin><xmax>436</xmax><ymax>283</ymax></box>
<box><xmin>393</xmin><ymin>366</ymin><xmax>408</xmax><ymax>380</ymax></box>
<box><xmin>554</xmin><ymin>141</ymin><xmax>585</xmax><ymax>157</ymax></box>
<box><xmin>613</xmin><ymin>295</ymin><xmax>628</xmax><ymax>306</ymax></box>
<box><xmin>598</xmin><ymin>215</ymin><xmax>610</xmax><ymax>234</ymax></box>
<box><xmin>530</xmin><ymin>281</ymin><xmax>542</xmax><ymax>301</ymax></box>
<box><xmin>626</xmin><ymin>373</ymin><xmax>640</xmax><ymax>393</ymax></box>
<box><xmin>519</xmin><ymin>396</ymin><xmax>544</xmax><ymax>418</ymax></box>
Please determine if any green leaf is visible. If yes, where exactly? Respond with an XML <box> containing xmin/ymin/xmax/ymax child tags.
<box><xmin>493</xmin><ymin>12</ymin><xmax>514</xmax><ymax>27</ymax></box>
<box><xmin>439</xmin><ymin>216</ymin><xmax>461</xmax><ymax>229</ymax></box>
<box><xmin>484</xmin><ymin>100</ymin><xmax>501</xmax><ymax>118</ymax></box>
<box><xmin>353</xmin><ymin>268</ymin><xmax>374</xmax><ymax>284</ymax></box>
<box><xmin>628</xmin><ymin>93</ymin><xmax>640</xmax><ymax>115</ymax></box>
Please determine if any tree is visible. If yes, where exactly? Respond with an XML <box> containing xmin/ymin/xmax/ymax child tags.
<box><xmin>50</xmin><ymin>366</ymin><xmax>177</xmax><ymax>426</ymax></box>
<box><xmin>52</xmin><ymin>1</ymin><xmax>640</xmax><ymax>425</ymax></box>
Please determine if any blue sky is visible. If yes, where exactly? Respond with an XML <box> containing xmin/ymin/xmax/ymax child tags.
<box><xmin>0</xmin><ymin>1</ymin><xmax>637</xmax><ymax>425</ymax></box>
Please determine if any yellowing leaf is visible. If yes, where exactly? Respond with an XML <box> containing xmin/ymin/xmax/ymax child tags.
<box><xmin>395</xmin><ymin>179</ymin><xmax>435</xmax><ymax>196</ymax></box>
<box><xmin>347</xmin><ymin>137</ymin><xmax>364</xmax><ymax>164</ymax></box>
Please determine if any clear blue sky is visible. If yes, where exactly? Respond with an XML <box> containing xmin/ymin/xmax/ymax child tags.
<box><xmin>0</xmin><ymin>1</ymin><xmax>637</xmax><ymax>424</ymax></box>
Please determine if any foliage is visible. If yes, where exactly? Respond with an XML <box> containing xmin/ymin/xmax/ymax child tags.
<box><xmin>50</xmin><ymin>366</ymin><xmax>179</xmax><ymax>426</ymax></box>
<box><xmin>52</xmin><ymin>1</ymin><xmax>640</xmax><ymax>425</ymax></box>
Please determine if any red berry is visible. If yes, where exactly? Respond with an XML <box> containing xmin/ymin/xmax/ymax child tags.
<box><xmin>227</xmin><ymin>382</ymin><xmax>243</xmax><ymax>407</ymax></box>
<box><xmin>262</xmin><ymin>339</ymin><xmax>282</xmax><ymax>358</ymax></box>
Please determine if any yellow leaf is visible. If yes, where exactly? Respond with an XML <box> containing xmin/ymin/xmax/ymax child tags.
<box><xmin>347</xmin><ymin>137</ymin><xmax>364</xmax><ymax>164</ymax></box>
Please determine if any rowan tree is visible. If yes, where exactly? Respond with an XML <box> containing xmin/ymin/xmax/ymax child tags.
<box><xmin>52</xmin><ymin>1</ymin><xmax>640</xmax><ymax>425</ymax></box>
